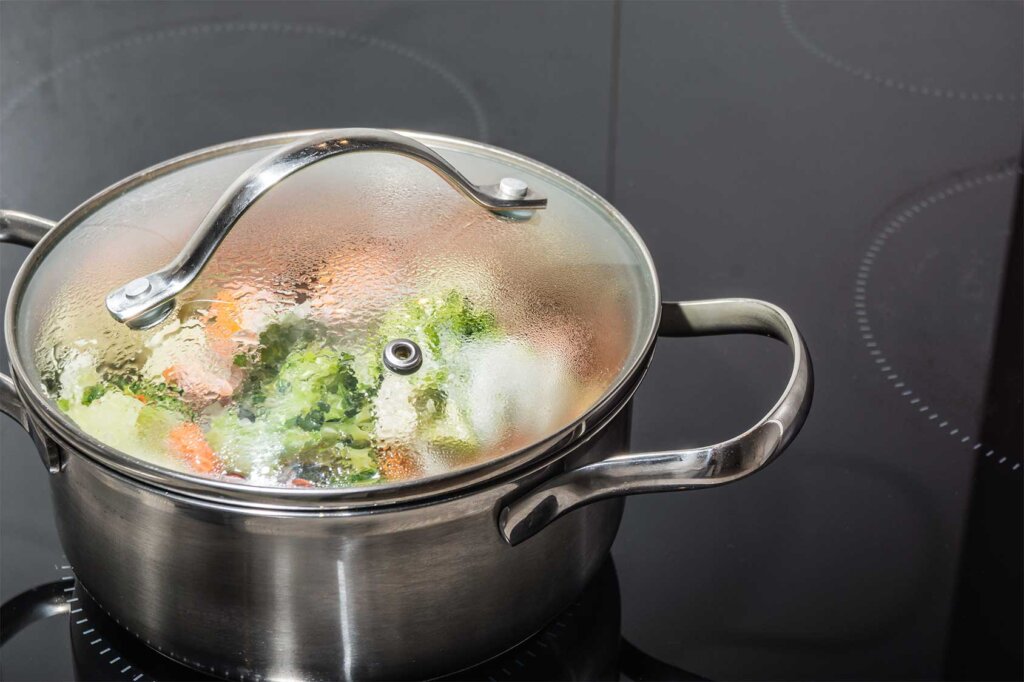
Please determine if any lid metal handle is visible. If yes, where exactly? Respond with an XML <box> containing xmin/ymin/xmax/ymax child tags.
<box><xmin>106</xmin><ymin>128</ymin><xmax>547</xmax><ymax>329</ymax></box>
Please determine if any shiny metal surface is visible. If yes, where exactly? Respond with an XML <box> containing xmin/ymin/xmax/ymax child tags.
<box><xmin>5</xmin><ymin>130</ymin><xmax>662</xmax><ymax>511</ymax></box>
<box><xmin>0</xmin><ymin>211</ymin><xmax>51</xmax><ymax>430</ymax></box>
<box><xmin>501</xmin><ymin>297</ymin><xmax>812</xmax><ymax>544</ymax></box>
<box><xmin>382</xmin><ymin>338</ymin><xmax>423</xmax><ymax>375</ymax></box>
<box><xmin>0</xmin><ymin>214</ymin><xmax>62</xmax><ymax>473</ymax></box>
<box><xmin>104</xmin><ymin>128</ymin><xmax>548</xmax><ymax>328</ymax></box>
<box><xmin>1</xmin><ymin>379</ymin><xmax>63</xmax><ymax>474</ymax></box>
<box><xmin>0</xmin><ymin>210</ymin><xmax>55</xmax><ymax>247</ymax></box>
<box><xmin>0</xmin><ymin>371</ymin><xmax>28</xmax><ymax>430</ymax></box>
<box><xmin>49</xmin><ymin>410</ymin><xmax>629</xmax><ymax>681</ymax></box>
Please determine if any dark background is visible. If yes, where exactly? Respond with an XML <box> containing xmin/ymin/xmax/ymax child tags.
<box><xmin>1</xmin><ymin>2</ymin><xmax>1021</xmax><ymax>680</ymax></box>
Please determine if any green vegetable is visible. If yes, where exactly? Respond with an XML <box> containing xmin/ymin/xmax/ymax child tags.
<box><xmin>291</xmin><ymin>445</ymin><xmax>379</xmax><ymax>486</ymax></box>
<box><xmin>241</xmin><ymin>317</ymin><xmax>332</xmax><ymax>399</ymax></box>
<box><xmin>255</xmin><ymin>343</ymin><xmax>368</xmax><ymax>422</ymax></box>
<box><xmin>371</xmin><ymin>290</ymin><xmax>497</xmax><ymax>459</ymax></box>
<box><xmin>50</xmin><ymin>288</ymin><xmax>507</xmax><ymax>487</ymax></box>
<box><xmin>136</xmin><ymin>404</ymin><xmax>187</xmax><ymax>452</ymax></box>
<box><xmin>410</xmin><ymin>370</ymin><xmax>448</xmax><ymax>421</ymax></box>
<box><xmin>81</xmin><ymin>384</ymin><xmax>106</xmax><ymax>405</ymax></box>
<box><xmin>375</xmin><ymin>290</ymin><xmax>498</xmax><ymax>364</ymax></box>
<box><xmin>207</xmin><ymin>319</ymin><xmax>377</xmax><ymax>478</ymax></box>
<box><xmin>106</xmin><ymin>372</ymin><xmax>194</xmax><ymax>418</ymax></box>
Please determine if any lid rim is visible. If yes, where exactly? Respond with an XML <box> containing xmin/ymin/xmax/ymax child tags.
<box><xmin>5</xmin><ymin>128</ymin><xmax>662</xmax><ymax>508</ymax></box>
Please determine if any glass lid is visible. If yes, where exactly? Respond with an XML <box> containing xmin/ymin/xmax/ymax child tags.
<box><xmin>16</xmin><ymin>129</ymin><xmax>657</xmax><ymax>493</ymax></box>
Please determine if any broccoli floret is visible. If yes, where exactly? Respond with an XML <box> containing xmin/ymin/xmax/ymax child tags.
<box><xmin>209</xmin><ymin>318</ymin><xmax>379</xmax><ymax>477</ymax></box>
<box><xmin>425</xmin><ymin>405</ymin><xmax>479</xmax><ymax>458</ymax></box>
<box><xmin>290</xmin><ymin>445</ymin><xmax>380</xmax><ymax>486</ymax></box>
<box><xmin>376</xmin><ymin>291</ymin><xmax>498</xmax><ymax>362</ymax></box>
<box><xmin>421</xmin><ymin>290</ymin><xmax>498</xmax><ymax>354</ymax></box>
<box><xmin>257</xmin><ymin>343</ymin><xmax>369</xmax><ymax>422</ymax></box>
<box><xmin>81</xmin><ymin>384</ymin><xmax>107</xmax><ymax>406</ymax></box>
<box><xmin>410</xmin><ymin>370</ymin><xmax>448</xmax><ymax>421</ymax></box>
<box><xmin>241</xmin><ymin>317</ymin><xmax>333</xmax><ymax>399</ymax></box>
<box><xmin>106</xmin><ymin>372</ymin><xmax>194</xmax><ymax>419</ymax></box>
<box><xmin>370</xmin><ymin>290</ymin><xmax>499</xmax><ymax>461</ymax></box>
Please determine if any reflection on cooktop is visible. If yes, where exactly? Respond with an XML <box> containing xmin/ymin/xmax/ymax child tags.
<box><xmin>0</xmin><ymin>559</ymin><xmax>702</xmax><ymax>682</ymax></box>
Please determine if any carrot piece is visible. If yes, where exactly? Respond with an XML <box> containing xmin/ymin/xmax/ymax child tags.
<box><xmin>133</xmin><ymin>394</ymin><xmax>149</xmax><ymax>404</ymax></box>
<box><xmin>376</xmin><ymin>446</ymin><xmax>421</xmax><ymax>481</ymax></box>
<box><xmin>162</xmin><ymin>365</ymin><xmax>181</xmax><ymax>385</ymax></box>
<box><xmin>167</xmin><ymin>423</ymin><xmax>223</xmax><ymax>475</ymax></box>
<box><xmin>205</xmin><ymin>290</ymin><xmax>244</xmax><ymax>343</ymax></box>
<box><xmin>291</xmin><ymin>478</ymin><xmax>313</xmax><ymax>488</ymax></box>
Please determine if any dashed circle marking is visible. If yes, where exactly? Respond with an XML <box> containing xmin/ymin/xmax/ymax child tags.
<box><xmin>855</xmin><ymin>161</ymin><xmax>1022</xmax><ymax>472</ymax></box>
<box><xmin>781</xmin><ymin>1</ymin><xmax>1023</xmax><ymax>103</ymax></box>
<box><xmin>0</xmin><ymin>21</ymin><xmax>489</xmax><ymax>140</ymax></box>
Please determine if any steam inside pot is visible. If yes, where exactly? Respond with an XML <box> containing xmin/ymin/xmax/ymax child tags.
<box><xmin>26</xmin><ymin>140</ymin><xmax>652</xmax><ymax>490</ymax></box>
<box><xmin>46</xmin><ymin>282</ymin><xmax>591</xmax><ymax>487</ymax></box>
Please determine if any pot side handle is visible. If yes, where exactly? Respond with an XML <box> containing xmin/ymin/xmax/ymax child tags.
<box><xmin>0</xmin><ymin>210</ymin><xmax>56</xmax><ymax>433</ymax></box>
<box><xmin>499</xmin><ymin>298</ymin><xmax>813</xmax><ymax>545</ymax></box>
<box><xmin>1</xmin><ymin>210</ymin><xmax>54</xmax><ymax>247</ymax></box>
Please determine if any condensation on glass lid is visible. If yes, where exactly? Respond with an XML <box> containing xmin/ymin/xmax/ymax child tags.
<box><xmin>37</xmin><ymin>217</ymin><xmax>637</xmax><ymax>487</ymax></box>
<box><xmin>28</xmin><ymin>140</ymin><xmax>650</xmax><ymax>489</ymax></box>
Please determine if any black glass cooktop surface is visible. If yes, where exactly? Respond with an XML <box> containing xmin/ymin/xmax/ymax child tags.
<box><xmin>1</xmin><ymin>2</ymin><xmax>1021</xmax><ymax>680</ymax></box>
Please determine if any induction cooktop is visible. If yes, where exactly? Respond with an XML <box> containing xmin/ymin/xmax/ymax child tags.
<box><xmin>2</xmin><ymin>2</ymin><xmax>1021</xmax><ymax>680</ymax></box>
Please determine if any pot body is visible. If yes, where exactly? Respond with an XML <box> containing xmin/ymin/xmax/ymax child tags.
<box><xmin>48</xmin><ymin>408</ymin><xmax>631</xmax><ymax>681</ymax></box>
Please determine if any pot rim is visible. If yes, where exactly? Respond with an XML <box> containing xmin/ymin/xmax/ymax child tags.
<box><xmin>5</xmin><ymin>129</ymin><xmax>661</xmax><ymax>511</ymax></box>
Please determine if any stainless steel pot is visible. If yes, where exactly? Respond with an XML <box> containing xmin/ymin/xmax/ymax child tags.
<box><xmin>0</xmin><ymin>130</ymin><xmax>812</xmax><ymax>681</ymax></box>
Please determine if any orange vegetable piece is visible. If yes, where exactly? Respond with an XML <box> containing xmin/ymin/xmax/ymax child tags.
<box><xmin>167</xmin><ymin>423</ymin><xmax>223</xmax><ymax>475</ymax></box>
<box><xmin>205</xmin><ymin>290</ymin><xmax>244</xmax><ymax>343</ymax></box>
<box><xmin>162</xmin><ymin>366</ymin><xmax>181</xmax><ymax>385</ymax></box>
<box><xmin>291</xmin><ymin>478</ymin><xmax>313</xmax><ymax>488</ymax></box>
<box><xmin>377</xmin><ymin>446</ymin><xmax>421</xmax><ymax>481</ymax></box>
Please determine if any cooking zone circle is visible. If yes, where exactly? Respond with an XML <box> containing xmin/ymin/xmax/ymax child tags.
<box><xmin>0</xmin><ymin>22</ymin><xmax>488</xmax><ymax>135</ymax></box>
<box><xmin>780</xmin><ymin>0</ymin><xmax>1023</xmax><ymax>103</ymax></box>
<box><xmin>854</xmin><ymin>160</ymin><xmax>1022</xmax><ymax>472</ymax></box>
<box><xmin>0</xmin><ymin>22</ymin><xmax>488</xmax><ymax>214</ymax></box>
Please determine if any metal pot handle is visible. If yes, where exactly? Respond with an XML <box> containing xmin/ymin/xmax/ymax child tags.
<box><xmin>105</xmin><ymin>128</ymin><xmax>548</xmax><ymax>329</ymax></box>
<box><xmin>1</xmin><ymin>210</ymin><xmax>53</xmax><ymax>247</ymax></box>
<box><xmin>1</xmin><ymin>210</ymin><xmax>62</xmax><ymax>472</ymax></box>
<box><xmin>499</xmin><ymin>297</ymin><xmax>813</xmax><ymax>545</ymax></box>
<box><xmin>0</xmin><ymin>210</ymin><xmax>56</xmax><ymax>428</ymax></box>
